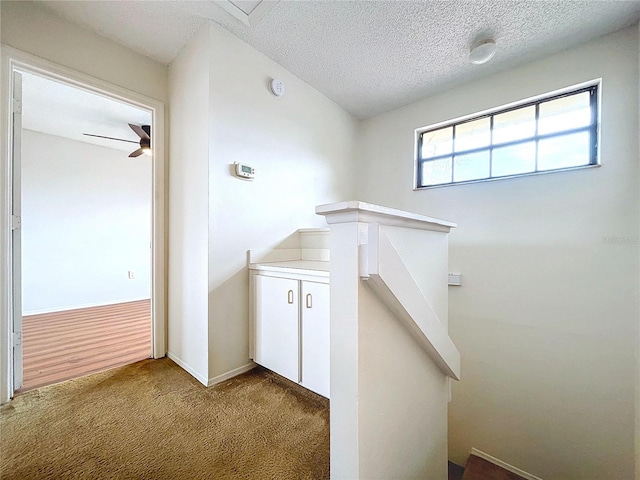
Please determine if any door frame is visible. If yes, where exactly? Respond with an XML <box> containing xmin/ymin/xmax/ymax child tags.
<box><xmin>0</xmin><ymin>46</ymin><xmax>167</xmax><ymax>403</ymax></box>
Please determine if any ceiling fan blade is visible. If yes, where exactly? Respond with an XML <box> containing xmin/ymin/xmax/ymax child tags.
<box><xmin>83</xmin><ymin>133</ymin><xmax>138</xmax><ymax>144</ymax></box>
<box><xmin>129</xmin><ymin>123</ymin><xmax>150</xmax><ymax>140</ymax></box>
<box><xmin>129</xmin><ymin>148</ymin><xmax>145</xmax><ymax>158</ymax></box>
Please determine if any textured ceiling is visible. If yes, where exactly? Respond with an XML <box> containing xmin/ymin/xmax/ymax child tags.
<box><xmin>22</xmin><ymin>72</ymin><xmax>152</xmax><ymax>153</ymax></box>
<box><xmin>38</xmin><ymin>0</ymin><xmax>640</xmax><ymax>119</ymax></box>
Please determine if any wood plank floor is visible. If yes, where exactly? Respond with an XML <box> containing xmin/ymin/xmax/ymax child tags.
<box><xmin>18</xmin><ymin>299</ymin><xmax>151</xmax><ymax>393</ymax></box>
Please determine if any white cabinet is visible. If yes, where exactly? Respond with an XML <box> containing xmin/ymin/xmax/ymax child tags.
<box><xmin>254</xmin><ymin>275</ymin><xmax>300</xmax><ymax>384</ymax></box>
<box><xmin>250</xmin><ymin>262</ymin><xmax>329</xmax><ymax>398</ymax></box>
<box><xmin>300</xmin><ymin>280</ymin><xmax>329</xmax><ymax>397</ymax></box>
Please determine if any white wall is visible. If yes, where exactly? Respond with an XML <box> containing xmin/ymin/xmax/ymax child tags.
<box><xmin>205</xmin><ymin>24</ymin><xmax>358</xmax><ymax>381</ymax></box>
<box><xmin>167</xmin><ymin>22</ymin><xmax>358</xmax><ymax>386</ymax></box>
<box><xmin>357</xmin><ymin>26</ymin><xmax>639</xmax><ymax>480</ymax></box>
<box><xmin>21</xmin><ymin>130</ymin><xmax>151</xmax><ymax>314</ymax></box>
<box><xmin>0</xmin><ymin>1</ymin><xmax>167</xmax><ymax>103</ymax></box>
<box><xmin>167</xmin><ymin>26</ymin><xmax>211</xmax><ymax>384</ymax></box>
<box><xmin>358</xmin><ymin>284</ymin><xmax>448</xmax><ymax>480</ymax></box>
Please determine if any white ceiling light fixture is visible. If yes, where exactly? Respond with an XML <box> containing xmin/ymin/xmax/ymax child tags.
<box><xmin>469</xmin><ymin>39</ymin><xmax>497</xmax><ymax>65</ymax></box>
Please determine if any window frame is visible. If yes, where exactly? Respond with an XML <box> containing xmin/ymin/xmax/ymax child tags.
<box><xmin>414</xmin><ymin>81</ymin><xmax>601</xmax><ymax>189</ymax></box>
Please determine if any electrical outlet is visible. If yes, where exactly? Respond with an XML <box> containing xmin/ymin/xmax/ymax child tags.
<box><xmin>128</xmin><ymin>271</ymin><xmax>136</xmax><ymax>279</ymax></box>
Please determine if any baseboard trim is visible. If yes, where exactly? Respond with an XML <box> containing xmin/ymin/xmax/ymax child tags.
<box><xmin>470</xmin><ymin>448</ymin><xmax>543</xmax><ymax>480</ymax></box>
<box><xmin>207</xmin><ymin>362</ymin><xmax>256</xmax><ymax>387</ymax></box>
<box><xmin>166</xmin><ymin>352</ymin><xmax>208</xmax><ymax>387</ymax></box>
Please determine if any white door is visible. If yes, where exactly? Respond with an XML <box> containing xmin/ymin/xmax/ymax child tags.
<box><xmin>254</xmin><ymin>275</ymin><xmax>299</xmax><ymax>383</ymax></box>
<box><xmin>11</xmin><ymin>71</ymin><xmax>23</xmax><ymax>391</ymax></box>
<box><xmin>301</xmin><ymin>281</ymin><xmax>330</xmax><ymax>398</ymax></box>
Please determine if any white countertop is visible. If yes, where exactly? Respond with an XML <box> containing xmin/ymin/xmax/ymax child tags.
<box><xmin>249</xmin><ymin>260</ymin><xmax>329</xmax><ymax>277</ymax></box>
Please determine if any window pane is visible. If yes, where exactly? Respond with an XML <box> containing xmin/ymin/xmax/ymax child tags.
<box><xmin>453</xmin><ymin>151</ymin><xmax>490</xmax><ymax>182</ymax></box>
<box><xmin>455</xmin><ymin>118</ymin><xmax>490</xmax><ymax>152</ymax></box>
<box><xmin>538</xmin><ymin>92</ymin><xmax>591</xmax><ymax>135</ymax></box>
<box><xmin>493</xmin><ymin>106</ymin><xmax>536</xmax><ymax>144</ymax></box>
<box><xmin>416</xmin><ymin>86</ymin><xmax>597</xmax><ymax>188</ymax></box>
<box><xmin>538</xmin><ymin>131</ymin><xmax>590</xmax><ymax>170</ymax></box>
<box><xmin>421</xmin><ymin>127</ymin><xmax>452</xmax><ymax>158</ymax></box>
<box><xmin>492</xmin><ymin>142</ymin><xmax>536</xmax><ymax>177</ymax></box>
<box><xmin>422</xmin><ymin>157</ymin><xmax>452</xmax><ymax>185</ymax></box>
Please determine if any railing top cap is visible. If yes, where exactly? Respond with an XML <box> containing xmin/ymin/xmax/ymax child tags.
<box><xmin>316</xmin><ymin>201</ymin><xmax>456</xmax><ymax>231</ymax></box>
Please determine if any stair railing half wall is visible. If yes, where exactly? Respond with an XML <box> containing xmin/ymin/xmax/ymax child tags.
<box><xmin>317</xmin><ymin>201</ymin><xmax>459</xmax><ymax>480</ymax></box>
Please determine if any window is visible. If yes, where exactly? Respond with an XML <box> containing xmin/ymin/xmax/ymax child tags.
<box><xmin>416</xmin><ymin>84</ymin><xmax>599</xmax><ymax>188</ymax></box>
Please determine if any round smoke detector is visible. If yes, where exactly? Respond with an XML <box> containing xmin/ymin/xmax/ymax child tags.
<box><xmin>270</xmin><ymin>79</ymin><xmax>285</xmax><ymax>97</ymax></box>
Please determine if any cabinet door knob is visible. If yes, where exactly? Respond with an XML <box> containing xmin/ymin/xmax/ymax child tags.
<box><xmin>306</xmin><ymin>293</ymin><xmax>312</xmax><ymax>309</ymax></box>
<box><xmin>287</xmin><ymin>290</ymin><xmax>294</xmax><ymax>304</ymax></box>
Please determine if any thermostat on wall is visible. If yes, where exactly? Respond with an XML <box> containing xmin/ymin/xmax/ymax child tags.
<box><xmin>234</xmin><ymin>162</ymin><xmax>255</xmax><ymax>180</ymax></box>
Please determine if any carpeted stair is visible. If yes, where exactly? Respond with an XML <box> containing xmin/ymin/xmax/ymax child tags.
<box><xmin>449</xmin><ymin>454</ymin><xmax>529</xmax><ymax>480</ymax></box>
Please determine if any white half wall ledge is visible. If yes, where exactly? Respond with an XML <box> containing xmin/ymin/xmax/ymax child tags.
<box><xmin>316</xmin><ymin>201</ymin><xmax>457</xmax><ymax>232</ymax></box>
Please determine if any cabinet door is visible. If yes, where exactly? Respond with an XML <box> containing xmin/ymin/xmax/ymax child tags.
<box><xmin>301</xmin><ymin>281</ymin><xmax>330</xmax><ymax>398</ymax></box>
<box><xmin>254</xmin><ymin>275</ymin><xmax>299</xmax><ymax>383</ymax></box>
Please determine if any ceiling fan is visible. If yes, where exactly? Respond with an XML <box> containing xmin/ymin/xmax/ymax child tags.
<box><xmin>83</xmin><ymin>123</ymin><xmax>151</xmax><ymax>158</ymax></box>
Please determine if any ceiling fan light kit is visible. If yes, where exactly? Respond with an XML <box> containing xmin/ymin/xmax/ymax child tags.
<box><xmin>83</xmin><ymin>123</ymin><xmax>152</xmax><ymax>157</ymax></box>
<box><xmin>469</xmin><ymin>39</ymin><xmax>497</xmax><ymax>65</ymax></box>
<box><xmin>128</xmin><ymin>124</ymin><xmax>152</xmax><ymax>157</ymax></box>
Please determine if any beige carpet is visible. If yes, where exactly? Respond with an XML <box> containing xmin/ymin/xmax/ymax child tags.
<box><xmin>1</xmin><ymin>358</ymin><xmax>329</xmax><ymax>479</ymax></box>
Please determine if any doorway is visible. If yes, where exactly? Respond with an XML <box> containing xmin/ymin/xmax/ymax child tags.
<box><xmin>17</xmin><ymin>71</ymin><xmax>153</xmax><ymax>392</ymax></box>
<box><xmin>1</xmin><ymin>48</ymin><xmax>166</xmax><ymax>402</ymax></box>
